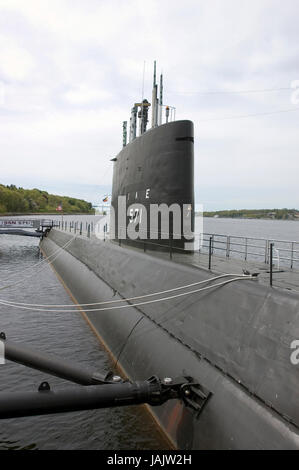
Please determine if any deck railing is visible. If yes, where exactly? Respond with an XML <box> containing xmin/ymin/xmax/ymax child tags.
<box><xmin>200</xmin><ymin>233</ymin><xmax>299</xmax><ymax>268</ymax></box>
<box><xmin>53</xmin><ymin>219</ymin><xmax>299</xmax><ymax>269</ymax></box>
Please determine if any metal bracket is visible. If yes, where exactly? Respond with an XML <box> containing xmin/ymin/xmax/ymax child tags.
<box><xmin>148</xmin><ymin>375</ymin><xmax>212</xmax><ymax>416</ymax></box>
<box><xmin>180</xmin><ymin>382</ymin><xmax>212</xmax><ymax>415</ymax></box>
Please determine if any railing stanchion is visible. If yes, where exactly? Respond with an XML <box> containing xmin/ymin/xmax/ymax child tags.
<box><xmin>209</xmin><ymin>236</ymin><xmax>212</xmax><ymax>270</ymax></box>
<box><xmin>270</xmin><ymin>242</ymin><xmax>274</xmax><ymax>286</ymax></box>
<box><xmin>226</xmin><ymin>236</ymin><xmax>230</xmax><ymax>258</ymax></box>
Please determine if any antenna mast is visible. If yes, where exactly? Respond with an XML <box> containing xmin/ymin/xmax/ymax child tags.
<box><xmin>159</xmin><ymin>73</ymin><xmax>163</xmax><ymax>125</ymax></box>
<box><xmin>151</xmin><ymin>61</ymin><xmax>158</xmax><ymax>127</ymax></box>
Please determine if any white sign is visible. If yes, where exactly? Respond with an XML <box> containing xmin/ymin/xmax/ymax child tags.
<box><xmin>0</xmin><ymin>220</ymin><xmax>35</xmax><ymax>228</ymax></box>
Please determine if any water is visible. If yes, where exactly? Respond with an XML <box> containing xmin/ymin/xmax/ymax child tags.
<box><xmin>202</xmin><ymin>217</ymin><xmax>299</xmax><ymax>241</ymax></box>
<box><xmin>199</xmin><ymin>217</ymin><xmax>299</xmax><ymax>268</ymax></box>
<box><xmin>0</xmin><ymin>215</ymin><xmax>298</xmax><ymax>449</ymax></box>
<box><xmin>0</xmin><ymin>230</ymin><xmax>169</xmax><ymax>450</ymax></box>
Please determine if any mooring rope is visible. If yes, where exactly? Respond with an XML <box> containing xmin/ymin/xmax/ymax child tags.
<box><xmin>0</xmin><ymin>273</ymin><xmax>253</xmax><ymax>307</ymax></box>
<box><xmin>0</xmin><ymin>276</ymin><xmax>254</xmax><ymax>312</ymax></box>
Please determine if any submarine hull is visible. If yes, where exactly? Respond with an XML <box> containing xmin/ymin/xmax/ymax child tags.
<box><xmin>41</xmin><ymin>230</ymin><xmax>299</xmax><ymax>450</ymax></box>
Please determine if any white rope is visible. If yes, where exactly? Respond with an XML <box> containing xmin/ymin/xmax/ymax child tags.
<box><xmin>0</xmin><ymin>276</ymin><xmax>252</xmax><ymax>313</ymax></box>
<box><xmin>0</xmin><ymin>273</ymin><xmax>252</xmax><ymax>308</ymax></box>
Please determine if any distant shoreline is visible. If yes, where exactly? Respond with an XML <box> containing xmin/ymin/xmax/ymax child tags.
<box><xmin>0</xmin><ymin>184</ymin><xmax>93</xmax><ymax>214</ymax></box>
<box><xmin>201</xmin><ymin>215</ymin><xmax>299</xmax><ymax>221</ymax></box>
<box><xmin>200</xmin><ymin>209</ymin><xmax>299</xmax><ymax>221</ymax></box>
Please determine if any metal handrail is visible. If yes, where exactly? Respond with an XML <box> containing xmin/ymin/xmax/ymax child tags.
<box><xmin>54</xmin><ymin>220</ymin><xmax>299</xmax><ymax>268</ymax></box>
<box><xmin>200</xmin><ymin>233</ymin><xmax>299</xmax><ymax>268</ymax></box>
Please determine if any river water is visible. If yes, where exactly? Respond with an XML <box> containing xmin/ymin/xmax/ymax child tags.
<box><xmin>0</xmin><ymin>215</ymin><xmax>298</xmax><ymax>449</ymax></box>
<box><xmin>0</xmin><ymin>215</ymin><xmax>169</xmax><ymax>450</ymax></box>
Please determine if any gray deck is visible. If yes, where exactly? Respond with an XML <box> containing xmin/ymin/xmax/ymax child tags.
<box><xmin>115</xmin><ymin>241</ymin><xmax>299</xmax><ymax>293</ymax></box>
<box><xmin>177</xmin><ymin>251</ymin><xmax>299</xmax><ymax>292</ymax></box>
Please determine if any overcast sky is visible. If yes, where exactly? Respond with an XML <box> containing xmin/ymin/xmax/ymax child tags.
<box><xmin>0</xmin><ymin>0</ymin><xmax>298</xmax><ymax>210</ymax></box>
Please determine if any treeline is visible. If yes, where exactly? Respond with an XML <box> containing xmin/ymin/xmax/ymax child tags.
<box><xmin>203</xmin><ymin>209</ymin><xmax>299</xmax><ymax>220</ymax></box>
<box><xmin>0</xmin><ymin>184</ymin><xmax>93</xmax><ymax>214</ymax></box>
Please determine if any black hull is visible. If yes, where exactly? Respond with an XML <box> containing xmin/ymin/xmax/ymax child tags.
<box><xmin>41</xmin><ymin>231</ymin><xmax>299</xmax><ymax>450</ymax></box>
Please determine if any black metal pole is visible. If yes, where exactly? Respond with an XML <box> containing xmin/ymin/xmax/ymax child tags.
<box><xmin>1</xmin><ymin>338</ymin><xmax>108</xmax><ymax>386</ymax></box>
<box><xmin>209</xmin><ymin>236</ymin><xmax>212</xmax><ymax>270</ymax></box>
<box><xmin>270</xmin><ymin>242</ymin><xmax>273</xmax><ymax>286</ymax></box>
<box><xmin>0</xmin><ymin>381</ymin><xmax>160</xmax><ymax>420</ymax></box>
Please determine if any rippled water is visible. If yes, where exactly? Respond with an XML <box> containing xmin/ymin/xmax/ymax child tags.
<box><xmin>0</xmin><ymin>233</ymin><xmax>169</xmax><ymax>450</ymax></box>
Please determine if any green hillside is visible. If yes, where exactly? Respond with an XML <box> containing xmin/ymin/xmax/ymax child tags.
<box><xmin>0</xmin><ymin>184</ymin><xmax>93</xmax><ymax>214</ymax></box>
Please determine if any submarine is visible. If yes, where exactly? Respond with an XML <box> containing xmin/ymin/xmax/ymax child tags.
<box><xmin>37</xmin><ymin>63</ymin><xmax>299</xmax><ymax>450</ymax></box>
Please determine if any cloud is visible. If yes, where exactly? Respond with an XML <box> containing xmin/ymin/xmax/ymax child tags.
<box><xmin>0</xmin><ymin>0</ymin><xmax>298</xmax><ymax>209</ymax></box>
<box><xmin>0</xmin><ymin>34</ymin><xmax>35</xmax><ymax>81</ymax></box>
<box><xmin>64</xmin><ymin>85</ymin><xmax>112</xmax><ymax>105</ymax></box>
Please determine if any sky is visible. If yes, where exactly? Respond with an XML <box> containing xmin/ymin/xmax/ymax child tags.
<box><xmin>0</xmin><ymin>0</ymin><xmax>298</xmax><ymax>211</ymax></box>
